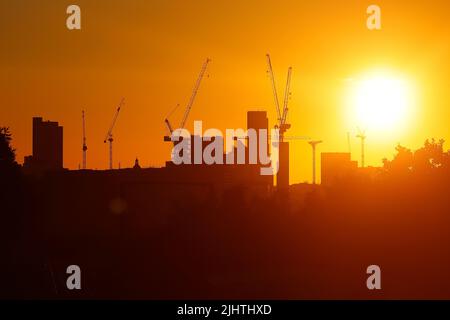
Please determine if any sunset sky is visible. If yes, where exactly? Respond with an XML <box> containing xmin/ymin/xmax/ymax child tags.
<box><xmin>1</xmin><ymin>0</ymin><xmax>450</xmax><ymax>183</ymax></box>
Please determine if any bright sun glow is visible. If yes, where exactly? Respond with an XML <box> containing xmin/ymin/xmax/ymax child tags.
<box><xmin>351</xmin><ymin>73</ymin><xmax>411</xmax><ymax>132</ymax></box>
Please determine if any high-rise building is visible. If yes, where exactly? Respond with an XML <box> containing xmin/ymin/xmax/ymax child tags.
<box><xmin>247</xmin><ymin>111</ymin><xmax>289</xmax><ymax>189</ymax></box>
<box><xmin>277</xmin><ymin>141</ymin><xmax>289</xmax><ymax>189</ymax></box>
<box><xmin>24</xmin><ymin>117</ymin><xmax>63</xmax><ymax>171</ymax></box>
<box><xmin>247</xmin><ymin>111</ymin><xmax>269</xmax><ymax>165</ymax></box>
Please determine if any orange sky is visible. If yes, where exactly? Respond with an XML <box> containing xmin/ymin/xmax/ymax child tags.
<box><xmin>1</xmin><ymin>0</ymin><xmax>450</xmax><ymax>183</ymax></box>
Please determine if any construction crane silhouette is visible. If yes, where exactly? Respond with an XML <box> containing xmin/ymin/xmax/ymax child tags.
<box><xmin>266</xmin><ymin>54</ymin><xmax>292</xmax><ymax>142</ymax></box>
<box><xmin>356</xmin><ymin>127</ymin><xmax>366</xmax><ymax>168</ymax></box>
<box><xmin>104</xmin><ymin>98</ymin><xmax>124</xmax><ymax>170</ymax></box>
<box><xmin>164</xmin><ymin>103</ymin><xmax>180</xmax><ymax>136</ymax></box>
<box><xmin>164</xmin><ymin>58</ymin><xmax>211</xmax><ymax>141</ymax></box>
<box><xmin>82</xmin><ymin>110</ymin><xmax>87</xmax><ymax>170</ymax></box>
<box><xmin>308</xmin><ymin>140</ymin><xmax>323</xmax><ymax>184</ymax></box>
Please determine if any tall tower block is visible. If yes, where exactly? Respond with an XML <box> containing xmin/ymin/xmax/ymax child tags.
<box><xmin>247</xmin><ymin>111</ymin><xmax>269</xmax><ymax>164</ymax></box>
<box><xmin>29</xmin><ymin>117</ymin><xmax>63</xmax><ymax>170</ymax></box>
<box><xmin>277</xmin><ymin>141</ymin><xmax>289</xmax><ymax>189</ymax></box>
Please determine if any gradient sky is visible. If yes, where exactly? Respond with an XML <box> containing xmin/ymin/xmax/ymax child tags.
<box><xmin>1</xmin><ymin>0</ymin><xmax>450</xmax><ymax>183</ymax></box>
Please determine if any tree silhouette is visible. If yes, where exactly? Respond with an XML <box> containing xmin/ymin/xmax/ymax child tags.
<box><xmin>0</xmin><ymin>126</ymin><xmax>21</xmax><ymax>220</ymax></box>
<box><xmin>383</xmin><ymin>144</ymin><xmax>413</xmax><ymax>174</ymax></box>
<box><xmin>383</xmin><ymin>138</ymin><xmax>449</xmax><ymax>176</ymax></box>
<box><xmin>0</xmin><ymin>127</ymin><xmax>18</xmax><ymax>171</ymax></box>
<box><xmin>414</xmin><ymin>138</ymin><xmax>447</xmax><ymax>172</ymax></box>
<box><xmin>0</xmin><ymin>127</ymin><xmax>21</xmax><ymax>217</ymax></box>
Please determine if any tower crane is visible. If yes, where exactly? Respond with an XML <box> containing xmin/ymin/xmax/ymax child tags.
<box><xmin>266</xmin><ymin>54</ymin><xmax>292</xmax><ymax>142</ymax></box>
<box><xmin>82</xmin><ymin>110</ymin><xmax>87</xmax><ymax>170</ymax></box>
<box><xmin>164</xmin><ymin>58</ymin><xmax>211</xmax><ymax>141</ymax></box>
<box><xmin>104</xmin><ymin>98</ymin><xmax>124</xmax><ymax>169</ymax></box>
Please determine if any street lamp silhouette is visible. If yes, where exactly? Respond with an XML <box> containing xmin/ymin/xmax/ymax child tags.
<box><xmin>308</xmin><ymin>140</ymin><xmax>323</xmax><ymax>185</ymax></box>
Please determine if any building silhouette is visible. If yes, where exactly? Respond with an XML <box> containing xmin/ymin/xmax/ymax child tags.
<box><xmin>24</xmin><ymin>117</ymin><xmax>63</xmax><ymax>172</ymax></box>
<box><xmin>321</xmin><ymin>152</ymin><xmax>357</xmax><ymax>186</ymax></box>
<box><xmin>277</xmin><ymin>142</ymin><xmax>289</xmax><ymax>189</ymax></box>
<box><xmin>246</xmin><ymin>111</ymin><xmax>269</xmax><ymax>163</ymax></box>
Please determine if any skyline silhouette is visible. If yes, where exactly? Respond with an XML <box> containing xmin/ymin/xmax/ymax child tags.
<box><xmin>2</xmin><ymin>0</ymin><xmax>450</xmax><ymax>302</ymax></box>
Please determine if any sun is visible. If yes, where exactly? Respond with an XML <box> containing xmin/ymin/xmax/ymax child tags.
<box><xmin>350</xmin><ymin>72</ymin><xmax>412</xmax><ymax>132</ymax></box>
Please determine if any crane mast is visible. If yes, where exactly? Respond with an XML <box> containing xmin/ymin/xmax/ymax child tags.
<box><xmin>82</xmin><ymin>110</ymin><xmax>87</xmax><ymax>170</ymax></box>
<box><xmin>104</xmin><ymin>98</ymin><xmax>124</xmax><ymax>169</ymax></box>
